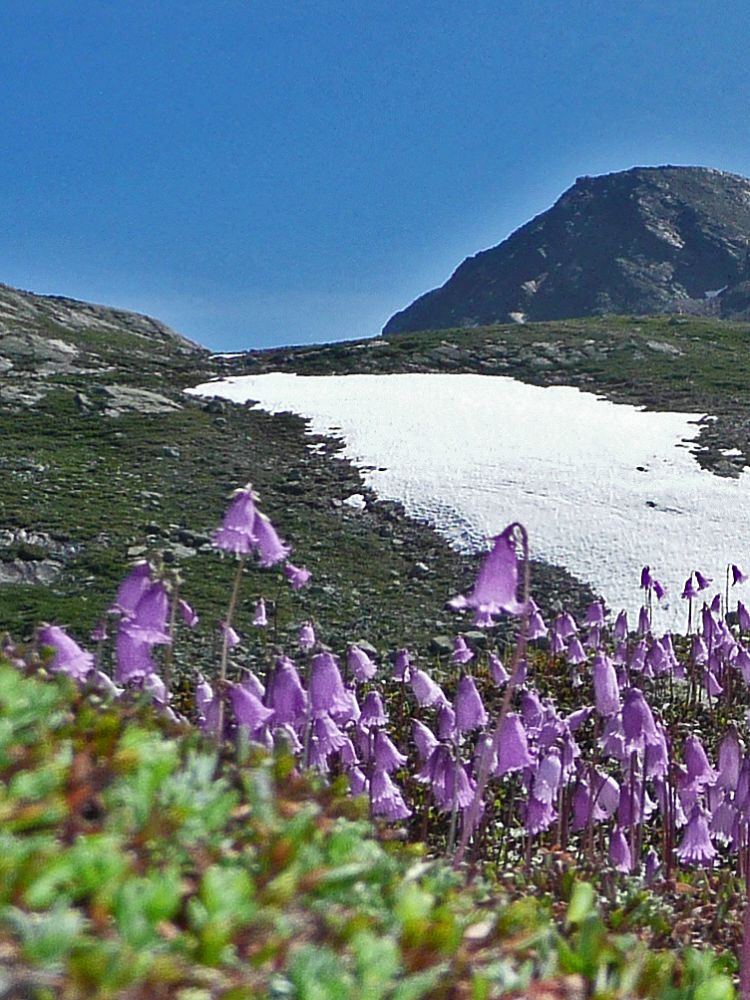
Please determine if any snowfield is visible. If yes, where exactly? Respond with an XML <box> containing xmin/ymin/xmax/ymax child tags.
<box><xmin>187</xmin><ymin>372</ymin><xmax>750</xmax><ymax>631</ymax></box>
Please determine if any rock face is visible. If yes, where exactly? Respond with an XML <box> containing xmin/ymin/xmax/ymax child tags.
<box><xmin>384</xmin><ymin>166</ymin><xmax>750</xmax><ymax>333</ymax></box>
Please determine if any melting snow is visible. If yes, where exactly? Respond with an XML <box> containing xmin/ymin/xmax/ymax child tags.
<box><xmin>187</xmin><ymin>372</ymin><xmax>750</xmax><ymax>630</ymax></box>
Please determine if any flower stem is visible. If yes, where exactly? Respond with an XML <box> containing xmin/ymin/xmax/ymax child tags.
<box><xmin>216</xmin><ymin>555</ymin><xmax>246</xmax><ymax>740</ymax></box>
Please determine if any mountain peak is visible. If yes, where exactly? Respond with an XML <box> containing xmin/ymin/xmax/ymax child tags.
<box><xmin>384</xmin><ymin>165</ymin><xmax>750</xmax><ymax>333</ymax></box>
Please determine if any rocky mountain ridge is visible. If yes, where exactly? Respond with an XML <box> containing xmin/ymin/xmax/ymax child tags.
<box><xmin>384</xmin><ymin>165</ymin><xmax>750</xmax><ymax>333</ymax></box>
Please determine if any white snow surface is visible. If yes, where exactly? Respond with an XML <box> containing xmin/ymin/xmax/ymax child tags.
<box><xmin>187</xmin><ymin>372</ymin><xmax>750</xmax><ymax>630</ymax></box>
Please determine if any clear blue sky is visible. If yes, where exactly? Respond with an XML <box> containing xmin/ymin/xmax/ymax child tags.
<box><xmin>2</xmin><ymin>1</ymin><xmax>749</xmax><ymax>351</ymax></box>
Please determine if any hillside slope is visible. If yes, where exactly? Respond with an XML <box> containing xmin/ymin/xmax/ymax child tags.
<box><xmin>384</xmin><ymin>166</ymin><xmax>750</xmax><ymax>333</ymax></box>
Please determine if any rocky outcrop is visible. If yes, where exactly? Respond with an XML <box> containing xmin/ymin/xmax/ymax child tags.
<box><xmin>384</xmin><ymin>166</ymin><xmax>750</xmax><ymax>333</ymax></box>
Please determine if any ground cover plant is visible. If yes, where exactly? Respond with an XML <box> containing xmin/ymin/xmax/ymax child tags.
<box><xmin>3</xmin><ymin>482</ymin><xmax>750</xmax><ymax>997</ymax></box>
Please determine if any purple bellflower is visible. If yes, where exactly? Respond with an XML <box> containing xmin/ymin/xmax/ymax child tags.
<box><xmin>115</xmin><ymin>629</ymin><xmax>157</xmax><ymax>683</ymax></box>
<box><xmin>392</xmin><ymin>648</ymin><xmax>411</xmax><ymax>681</ymax></box>
<box><xmin>178</xmin><ymin>598</ymin><xmax>199</xmax><ymax>628</ymax></box>
<box><xmin>122</xmin><ymin>581</ymin><xmax>171</xmax><ymax>645</ymax></box>
<box><xmin>348</xmin><ymin>645</ymin><xmax>377</xmax><ymax>682</ymax></box>
<box><xmin>454</xmin><ymin>675</ymin><xmax>488</xmax><ymax>732</ymax></box>
<box><xmin>360</xmin><ymin>691</ymin><xmax>388</xmax><ymax>727</ymax></box>
<box><xmin>613</xmin><ymin>610</ymin><xmax>628</xmax><ymax>641</ymax></box>
<box><xmin>676</xmin><ymin>804</ymin><xmax>717</xmax><ymax>866</ymax></box>
<box><xmin>230</xmin><ymin>683</ymin><xmax>274</xmax><ymax>734</ymax></box>
<box><xmin>370</xmin><ymin>768</ymin><xmax>411</xmax><ymax>821</ymax></box>
<box><xmin>410</xmin><ymin>669</ymin><xmax>448</xmax><ymax>708</ymax></box>
<box><xmin>266</xmin><ymin>657</ymin><xmax>308</xmax><ymax>726</ymax></box>
<box><xmin>584</xmin><ymin>601</ymin><xmax>606</xmax><ymax>628</ymax></box>
<box><xmin>111</xmin><ymin>560</ymin><xmax>152</xmax><ymax>616</ymax></box>
<box><xmin>495</xmin><ymin>713</ymin><xmax>533</xmax><ymax>775</ymax></box>
<box><xmin>254</xmin><ymin>512</ymin><xmax>291</xmax><ymax>567</ymax></box>
<box><xmin>212</xmin><ymin>486</ymin><xmax>259</xmax><ymax>554</ymax></box>
<box><xmin>38</xmin><ymin>625</ymin><xmax>94</xmax><ymax>682</ymax></box>
<box><xmin>592</xmin><ymin>651</ymin><xmax>620</xmax><ymax>717</ymax></box>
<box><xmin>609</xmin><ymin>828</ymin><xmax>633</xmax><ymax>873</ymax></box>
<box><xmin>450</xmin><ymin>635</ymin><xmax>474</xmax><ymax>665</ymax></box>
<box><xmin>732</xmin><ymin>564</ymin><xmax>748</xmax><ymax>586</ymax></box>
<box><xmin>252</xmin><ymin>598</ymin><xmax>268</xmax><ymax>627</ymax></box>
<box><xmin>488</xmin><ymin>653</ymin><xmax>510</xmax><ymax>686</ymax></box>
<box><xmin>284</xmin><ymin>562</ymin><xmax>311</xmax><ymax>589</ymax></box>
<box><xmin>298</xmin><ymin>621</ymin><xmax>316</xmax><ymax>650</ymax></box>
<box><xmin>449</xmin><ymin>525</ymin><xmax>528</xmax><ymax>625</ymax></box>
<box><xmin>695</xmin><ymin>570</ymin><xmax>712</xmax><ymax>591</ymax></box>
<box><xmin>309</xmin><ymin>652</ymin><xmax>350</xmax><ymax>717</ymax></box>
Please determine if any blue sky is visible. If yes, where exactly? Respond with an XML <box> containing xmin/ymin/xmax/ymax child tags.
<box><xmin>2</xmin><ymin>1</ymin><xmax>750</xmax><ymax>351</ymax></box>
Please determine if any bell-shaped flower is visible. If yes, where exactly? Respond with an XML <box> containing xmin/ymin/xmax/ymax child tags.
<box><xmin>348</xmin><ymin>644</ymin><xmax>377</xmax><ymax>682</ymax></box>
<box><xmin>732</xmin><ymin>564</ymin><xmax>748</xmax><ymax>586</ymax></box>
<box><xmin>348</xmin><ymin>766</ymin><xmax>368</xmax><ymax>797</ymax></box>
<box><xmin>370</xmin><ymin>767</ymin><xmax>411</xmax><ymax>820</ymax></box>
<box><xmin>565</xmin><ymin>706</ymin><xmax>592</xmax><ymax>732</ymax></box>
<box><xmin>566</xmin><ymin>635</ymin><xmax>587</xmax><ymax>665</ymax></box>
<box><xmin>177</xmin><ymin>598</ymin><xmax>198</xmax><ymax>628</ymax></box>
<box><xmin>38</xmin><ymin>625</ymin><xmax>94</xmax><ymax>682</ymax></box>
<box><xmin>195</xmin><ymin>676</ymin><xmax>220</xmax><ymax>734</ymax></box>
<box><xmin>450</xmin><ymin>636</ymin><xmax>474</xmax><ymax>665</ymax></box>
<box><xmin>230</xmin><ymin>683</ymin><xmax>274</xmax><ymax>735</ymax></box>
<box><xmin>739</xmin><ymin>601</ymin><xmax>750</xmax><ymax>632</ymax></box>
<box><xmin>220</xmin><ymin>622</ymin><xmax>240</xmax><ymax>648</ymax></box>
<box><xmin>526</xmin><ymin>600</ymin><xmax>548</xmax><ymax>640</ymax></box>
<box><xmin>212</xmin><ymin>485</ymin><xmax>259</xmax><ymax>553</ymax></box>
<box><xmin>613</xmin><ymin>610</ymin><xmax>629</xmax><ymax>641</ymax></box>
<box><xmin>437</xmin><ymin>705</ymin><xmax>456</xmax><ymax>740</ymax></box>
<box><xmin>609</xmin><ymin>828</ymin><xmax>633</xmax><ymax>873</ymax></box>
<box><xmin>524</xmin><ymin>796</ymin><xmax>556</xmax><ymax>835</ymax></box>
<box><xmin>392</xmin><ymin>648</ymin><xmax>411</xmax><ymax>681</ymax></box>
<box><xmin>641</xmin><ymin>566</ymin><xmax>653</xmax><ymax>590</ymax></box>
<box><xmin>554</xmin><ymin>612</ymin><xmax>578</xmax><ymax>640</ymax></box>
<box><xmin>252</xmin><ymin>598</ymin><xmax>268</xmax><ymax>627</ymax></box>
<box><xmin>532</xmin><ymin>749</ymin><xmax>562</xmax><ymax>805</ymax></box>
<box><xmin>266</xmin><ymin>657</ymin><xmax>307</xmax><ymax>726</ymax></box>
<box><xmin>637</xmin><ymin>606</ymin><xmax>651</xmax><ymax>636</ymax></box>
<box><xmin>298</xmin><ymin>621</ymin><xmax>316</xmax><ymax>650</ymax></box>
<box><xmin>410</xmin><ymin>669</ymin><xmax>448</xmax><ymax>708</ymax></box>
<box><xmin>360</xmin><ymin>691</ymin><xmax>388</xmax><ymax>728</ymax></box>
<box><xmin>684</xmin><ymin>735</ymin><xmax>718</xmax><ymax>788</ymax></box>
<box><xmin>681</xmin><ymin>575</ymin><xmax>698</xmax><ymax>600</ymax></box>
<box><xmin>412</xmin><ymin>720</ymin><xmax>438</xmax><ymax>766</ymax></box>
<box><xmin>717</xmin><ymin>727</ymin><xmax>742</xmax><ymax>791</ymax></box>
<box><xmin>449</xmin><ymin>525</ymin><xmax>528</xmax><ymax>624</ymax></box>
<box><xmin>645</xmin><ymin>847</ymin><xmax>661</xmax><ymax>884</ymax></box>
<box><xmin>676</xmin><ymin>804</ymin><xmax>717</xmax><ymax>866</ymax></box>
<box><xmin>373</xmin><ymin>730</ymin><xmax>407</xmax><ymax>772</ymax></box>
<box><xmin>495</xmin><ymin>712</ymin><xmax>533</xmax><ymax>775</ymax></box>
<box><xmin>520</xmin><ymin>688</ymin><xmax>544</xmax><ymax>732</ymax></box>
<box><xmin>549</xmin><ymin>630</ymin><xmax>565</xmax><ymax>655</ymax></box>
<box><xmin>622</xmin><ymin>688</ymin><xmax>660</xmax><ymax>751</ymax></box>
<box><xmin>487</xmin><ymin>653</ymin><xmax>508</xmax><ymax>686</ymax></box>
<box><xmin>123</xmin><ymin>582</ymin><xmax>171</xmax><ymax>645</ymax></box>
<box><xmin>90</xmin><ymin>621</ymin><xmax>108</xmax><ymax>643</ymax></box>
<box><xmin>115</xmin><ymin>629</ymin><xmax>157</xmax><ymax>683</ymax></box>
<box><xmin>592</xmin><ymin>651</ymin><xmax>620</xmax><ymax>717</ymax></box>
<box><xmin>240</xmin><ymin>670</ymin><xmax>265</xmax><ymax>701</ymax></box>
<box><xmin>111</xmin><ymin>561</ymin><xmax>152</xmax><ymax>616</ymax></box>
<box><xmin>309</xmin><ymin>715</ymin><xmax>348</xmax><ymax>770</ymax></box>
<box><xmin>454</xmin><ymin>674</ymin><xmax>488</xmax><ymax>732</ymax></box>
<box><xmin>695</xmin><ymin>570</ymin><xmax>712</xmax><ymax>591</ymax></box>
<box><xmin>309</xmin><ymin>652</ymin><xmax>350</xmax><ymax>717</ymax></box>
<box><xmin>252</xmin><ymin>512</ymin><xmax>290</xmax><ymax>567</ymax></box>
<box><xmin>284</xmin><ymin>562</ymin><xmax>311</xmax><ymax>589</ymax></box>
<box><xmin>331</xmin><ymin>687</ymin><xmax>360</xmax><ymax>726</ymax></box>
<box><xmin>584</xmin><ymin>601</ymin><xmax>606</xmax><ymax>628</ymax></box>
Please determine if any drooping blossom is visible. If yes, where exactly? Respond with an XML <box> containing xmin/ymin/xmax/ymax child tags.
<box><xmin>212</xmin><ymin>486</ymin><xmax>259</xmax><ymax>554</ymax></box>
<box><xmin>613</xmin><ymin>610</ymin><xmax>628</xmax><ymax>641</ymax></box>
<box><xmin>284</xmin><ymin>562</ymin><xmax>311</xmax><ymax>589</ymax></box>
<box><xmin>309</xmin><ymin>652</ymin><xmax>350</xmax><ymax>717</ymax></box>
<box><xmin>524</xmin><ymin>796</ymin><xmax>556</xmax><ymax>835</ymax></box>
<box><xmin>645</xmin><ymin>847</ymin><xmax>661</xmax><ymax>884</ymax></box>
<box><xmin>392</xmin><ymin>648</ymin><xmax>411</xmax><ymax>681</ymax></box>
<box><xmin>609</xmin><ymin>828</ymin><xmax>632</xmax><ymax>873</ymax></box>
<box><xmin>115</xmin><ymin>629</ymin><xmax>157</xmax><ymax>683</ymax></box>
<box><xmin>360</xmin><ymin>691</ymin><xmax>388</xmax><ymax>727</ymax></box>
<box><xmin>454</xmin><ymin>675</ymin><xmax>488</xmax><ymax>732</ymax></box>
<box><xmin>532</xmin><ymin>749</ymin><xmax>562</xmax><ymax>805</ymax></box>
<box><xmin>178</xmin><ymin>598</ymin><xmax>199</xmax><ymax>628</ymax></box>
<box><xmin>451</xmin><ymin>635</ymin><xmax>474</xmax><ymax>665</ymax></box>
<box><xmin>348</xmin><ymin>645</ymin><xmax>377</xmax><ymax>682</ymax></box>
<box><xmin>584</xmin><ymin>601</ymin><xmax>606</xmax><ymax>628</ymax></box>
<box><xmin>732</xmin><ymin>564</ymin><xmax>748</xmax><ymax>586</ymax></box>
<box><xmin>410</xmin><ymin>669</ymin><xmax>448</xmax><ymax>708</ymax></box>
<box><xmin>90</xmin><ymin>621</ymin><xmax>108</xmax><ymax>643</ymax></box>
<box><xmin>717</xmin><ymin>727</ymin><xmax>742</xmax><ymax>790</ymax></box>
<box><xmin>695</xmin><ymin>570</ymin><xmax>712</xmax><ymax>591</ymax></box>
<box><xmin>110</xmin><ymin>561</ymin><xmax>152</xmax><ymax>616</ymax></box>
<box><xmin>254</xmin><ymin>513</ymin><xmax>291</xmax><ymax>567</ymax></box>
<box><xmin>495</xmin><ymin>713</ymin><xmax>533</xmax><ymax>775</ymax></box>
<box><xmin>38</xmin><ymin>625</ymin><xmax>94</xmax><ymax>682</ymax></box>
<box><xmin>412</xmin><ymin>720</ymin><xmax>438</xmax><ymax>767</ymax></box>
<box><xmin>298</xmin><ymin>621</ymin><xmax>316</xmax><ymax>650</ymax></box>
<box><xmin>676</xmin><ymin>805</ymin><xmax>717</xmax><ymax>866</ymax></box>
<box><xmin>220</xmin><ymin>622</ymin><xmax>240</xmax><ymax>648</ymax></box>
<box><xmin>196</xmin><ymin>676</ymin><xmax>220</xmax><ymax>734</ymax></box>
<box><xmin>622</xmin><ymin>688</ymin><xmax>660</xmax><ymax>751</ymax></box>
<box><xmin>437</xmin><ymin>705</ymin><xmax>457</xmax><ymax>740</ymax></box>
<box><xmin>681</xmin><ymin>575</ymin><xmax>698</xmax><ymax>600</ymax></box>
<box><xmin>684</xmin><ymin>735</ymin><xmax>718</xmax><ymax>789</ymax></box>
<box><xmin>739</xmin><ymin>602</ymin><xmax>750</xmax><ymax>631</ymax></box>
<box><xmin>488</xmin><ymin>653</ymin><xmax>509</xmax><ymax>685</ymax></box>
<box><xmin>373</xmin><ymin>730</ymin><xmax>407</xmax><ymax>771</ymax></box>
<box><xmin>266</xmin><ymin>657</ymin><xmax>308</xmax><ymax>726</ymax></box>
<box><xmin>592</xmin><ymin>651</ymin><xmax>620</xmax><ymax>717</ymax></box>
<box><xmin>554</xmin><ymin>612</ymin><xmax>578</xmax><ymax>640</ymax></box>
<box><xmin>566</xmin><ymin>636</ymin><xmax>587</xmax><ymax>665</ymax></box>
<box><xmin>122</xmin><ymin>582</ymin><xmax>171</xmax><ymax>645</ymax></box>
<box><xmin>526</xmin><ymin>599</ymin><xmax>548</xmax><ymax>640</ymax></box>
<box><xmin>252</xmin><ymin>598</ymin><xmax>268</xmax><ymax>627</ymax></box>
<box><xmin>449</xmin><ymin>525</ymin><xmax>528</xmax><ymax>624</ymax></box>
<box><xmin>370</xmin><ymin>767</ymin><xmax>411</xmax><ymax>820</ymax></box>
<box><xmin>230</xmin><ymin>683</ymin><xmax>274</xmax><ymax>734</ymax></box>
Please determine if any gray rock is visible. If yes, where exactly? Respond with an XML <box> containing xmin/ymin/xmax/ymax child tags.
<box><xmin>430</xmin><ymin>635</ymin><xmax>454</xmax><ymax>656</ymax></box>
